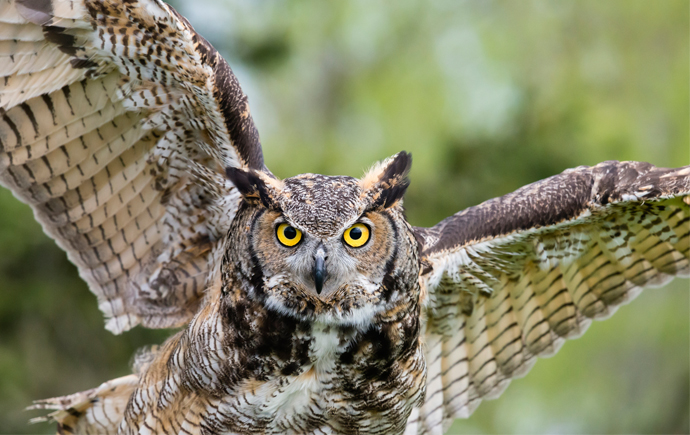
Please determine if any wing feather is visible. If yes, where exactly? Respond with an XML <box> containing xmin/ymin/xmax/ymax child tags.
<box><xmin>29</xmin><ymin>374</ymin><xmax>139</xmax><ymax>434</ymax></box>
<box><xmin>411</xmin><ymin>161</ymin><xmax>690</xmax><ymax>433</ymax></box>
<box><xmin>0</xmin><ymin>0</ymin><xmax>261</xmax><ymax>333</ymax></box>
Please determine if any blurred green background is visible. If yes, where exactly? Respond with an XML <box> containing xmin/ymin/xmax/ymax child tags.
<box><xmin>1</xmin><ymin>0</ymin><xmax>688</xmax><ymax>433</ymax></box>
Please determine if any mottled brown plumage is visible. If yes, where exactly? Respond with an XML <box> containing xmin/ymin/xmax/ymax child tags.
<box><xmin>1</xmin><ymin>0</ymin><xmax>688</xmax><ymax>434</ymax></box>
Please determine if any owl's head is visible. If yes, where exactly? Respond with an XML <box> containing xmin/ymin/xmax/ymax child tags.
<box><xmin>224</xmin><ymin>152</ymin><xmax>420</xmax><ymax>326</ymax></box>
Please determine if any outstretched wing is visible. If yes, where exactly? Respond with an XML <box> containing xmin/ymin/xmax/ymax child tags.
<box><xmin>0</xmin><ymin>0</ymin><xmax>263</xmax><ymax>333</ymax></box>
<box><xmin>407</xmin><ymin>161</ymin><xmax>690</xmax><ymax>434</ymax></box>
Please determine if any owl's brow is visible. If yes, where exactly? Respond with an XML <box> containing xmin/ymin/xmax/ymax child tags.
<box><xmin>341</xmin><ymin>212</ymin><xmax>378</xmax><ymax>238</ymax></box>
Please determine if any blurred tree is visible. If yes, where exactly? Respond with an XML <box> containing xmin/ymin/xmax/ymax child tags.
<box><xmin>0</xmin><ymin>0</ymin><xmax>687</xmax><ymax>433</ymax></box>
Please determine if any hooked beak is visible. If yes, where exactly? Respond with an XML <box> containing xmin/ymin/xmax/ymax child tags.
<box><xmin>313</xmin><ymin>246</ymin><xmax>327</xmax><ymax>295</ymax></box>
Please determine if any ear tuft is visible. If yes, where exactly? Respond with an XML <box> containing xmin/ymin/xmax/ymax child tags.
<box><xmin>225</xmin><ymin>167</ymin><xmax>278</xmax><ymax>209</ymax></box>
<box><xmin>362</xmin><ymin>151</ymin><xmax>412</xmax><ymax>209</ymax></box>
<box><xmin>381</xmin><ymin>151</ymin><xmax>412</xmax><ymax>186</ymax></box>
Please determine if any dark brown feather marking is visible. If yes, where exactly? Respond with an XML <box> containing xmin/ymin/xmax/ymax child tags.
<box><xmin>44</xmin><ymin>26</ymin><xmax>79</xmax><ymax>56</ymax></box>
<box><xmin>168</xmin><ymin>5</ymin><xmax>264</xmax><ymax>170</ymax></box>
<box><xmin>19</xmin><ymin>103</ymin><xmax>40</xmax><ymax>137</ymax></box>
<box><xmin>70</xmin><ymin>58</ymin><xmax>99</xmax><ymax>69</ymax></box>
<box><xmin>1</xmin><ymin>110</ymin><xmax>22</xmax><ymax>148</ymax></box>
<box><xmin>416</xmin><ymin>161</ymin><xmax>689</xmax><ymax>255</ymax></box>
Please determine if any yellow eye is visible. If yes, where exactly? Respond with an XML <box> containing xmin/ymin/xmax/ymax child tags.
<box><xmin>343</xmin><ymin>223</ymin><xmax>370</xmax><ymax>248</ymax></box>
<box><xmin>276</xmin><ymin>223</ymin><xmax>302</xmax><ymax>247</ymax></box>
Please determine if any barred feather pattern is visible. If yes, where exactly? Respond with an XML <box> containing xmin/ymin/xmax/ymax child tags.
<box><xmin>20</xmin><ymin>158</ymin><xmax>690</xmax><ymax>434</ymax></box>
<box><xmin>0</xmin><ymin>0</ymin><xmax>259</xmax><ymax>332</ymax></box>
<box><xmin>30</xmin><ymin>164</ymin><xmax>431</xmax><ymax>435</ymax></box>
<box><xmin>29</xmin><ymin>375</ymin><xmax>140</xmax><ymax>434</ymax></box>
<box><xmin>3</xmin><ymin>1</ymin><xmax>689</xmax><ymax>433</ymax></box>
<box><xmin>408</xmin><ymin>162</ymin><xmax>690</xmax><ymax>434</ymax></box>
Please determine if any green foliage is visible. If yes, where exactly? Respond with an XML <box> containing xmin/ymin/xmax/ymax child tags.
<box><xmin>1</xmin><ymin>0</ymin><xmax>687</xmax><ymax>433</ymax></box>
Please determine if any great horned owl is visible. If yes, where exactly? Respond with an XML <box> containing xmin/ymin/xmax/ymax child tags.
<box><xmin>0</xmin><ymin>0</ymin><xmax>688</xmax><ymax>434</ymax></box>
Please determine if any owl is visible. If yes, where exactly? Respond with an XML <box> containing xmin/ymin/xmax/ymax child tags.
<box><xmin>0</xmin><ymin>0</ymin><xmax>688</xmax><ymax>434</ymax></box>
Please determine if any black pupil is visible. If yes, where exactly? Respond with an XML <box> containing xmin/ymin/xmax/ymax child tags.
<box><xmin>350</xmin><ymin>227</ymin><xmax>362</xmax><ymax>240</ymax></box>
<box><xmin>284</xmin><ymin>226</ymin><xmax>297</xmax><ymax>239</ymax></box>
